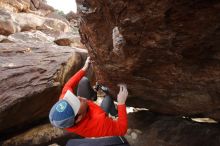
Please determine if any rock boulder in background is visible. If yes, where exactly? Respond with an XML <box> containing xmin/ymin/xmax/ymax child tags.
<box><xmin>0</xmin><ymin>0</ymin><xmax>54</xmax><ymax>13</ymax></box>
<box><xmin>66</xmin><ymin>11</ymin><xmax>78</xmax><ymax>28</ymax></box>
<box><xmin>7</xmin><ymin>30</ymin><xmax>54</xmax><ymax>43</ymax></box>
<box><xmin>0</xmin><ymin>0</ymin><xmax>30</xmax><ymax>12</ymax></box>
<box><xmin>0</xmin><ymin>10</ymin><xmax>21</xmax><ymax>35</ymax></box>
<box><xmin>30</xmin><ymin>0</ymin><xmax>54</xmax><ymax>12</ymax></box>
<box><xmin>54</xmin><ymin>32</ymin><xmax>83</xmax><ymax>47</ymax></box>
<box><xmin>0</xmin><ymin>42</ymin><xmax>87</xmax><ymax>136</ymax></box>
<box><xmin>0</xmin><ymin>9</ymin><xmax>70</xmax><ymax>36</ymax></box>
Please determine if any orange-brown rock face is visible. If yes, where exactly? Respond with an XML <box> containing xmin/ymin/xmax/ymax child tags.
<box><xmin>76</xmin><ymin>0</ymin><xmax>220</xmax><ymax>119</ymax></box>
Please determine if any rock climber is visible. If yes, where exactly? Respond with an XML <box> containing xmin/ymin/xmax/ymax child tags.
<box><xmin>49</xmin><ymin>57</ymin><xmax>128</xmax><ymax>138</ymax></box>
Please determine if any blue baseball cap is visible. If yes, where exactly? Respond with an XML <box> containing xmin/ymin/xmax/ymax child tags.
<box><xmin>49</xmin><ymin>90</ymin><xmax>80</xmax><ymax>128</ymax></box>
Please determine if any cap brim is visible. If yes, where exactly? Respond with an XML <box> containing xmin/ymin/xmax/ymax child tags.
<box><xmin>63</xmin><ymin>90</ymin><xmax>80</xmax><ymax>115</ymax></box>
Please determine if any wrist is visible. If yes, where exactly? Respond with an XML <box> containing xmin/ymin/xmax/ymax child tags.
<box><xmin>82</xmin><ymin>67</ymin><xmax>86</xmax><ymax>71</ymax></box>
<box><xmin>82</xmin><ymin>65</ymin><xmax>88</xmax><ymax>71</ymax></box>
<box><xmin>117</xmin><ymin>102</ymin><xmax>125</xmax><ymax>105</ymax></box>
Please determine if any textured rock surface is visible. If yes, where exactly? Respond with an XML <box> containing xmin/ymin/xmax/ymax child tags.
<box><xmin>125</xmin><ymin>110</ymin><xmax>220</xmax><ymax>146</ymax></box>
<box><xmin>7</xmin><ymin>30</ymin><xmax>55</xmax><ymax>43</ymax></box>
<box><xmin>54</xmin><ymin>32</ymin><xmax>83</xmax><ymax>47</ymax></box>
<box><xmin>1</xmin><ymin>123</ymin><xmax>79</xmax><ymax>146</ymax></box>
<box><xmin>0</xmin><ymin>10</ymin><xmax>21</xmax><ymax>35</ymax></box>
<box><xmin>76</xmin><ymin>0</ymin><xmax>220</xmax><ymax>119</ymax></box>
<box><xmin>47</xmin><ymin>11</ymin><xmax>70</xmax><ymax>25</ymax></box>
<box><xmin>14</xmin><ymin>12</ymin><xmax>69</xmax><ymax>32</ymax></box>
<box><xmin>30</xmin><ymin>0</ymin><xmax>54</xmax><ymax>12</ymax></box>
<box><xmin>0</xmin><ymin>35</ymin><xmax>7</xmax><ymax>42</ymax></box>
<box><xmin>0</xmin><ymin>0</ymin><xmax>30</xmax><ymax>12</ymax></box>
<box><xmin>0</xmin><ymin>42</ymin><xmax>87</xmax><ymax>135</ymax></box>
<box><xmin>0</xmin><ymin>0</ymin><xmax>53</xmax><ymax>13</ymax></box>
<box><xmin>0</xmin><ymin>9</ymin><xmax>70</xmax><ymax>35</ymax></box>
<box><xmin>66</xmin><ymin>11</ymin><xmax>79</xmax><ymax>28</ymax></box>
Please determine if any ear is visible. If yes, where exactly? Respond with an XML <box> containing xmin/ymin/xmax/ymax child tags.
<box><xmin>75</xmin><ymin>115</ymin><xmax>83</xmax><ymax>124</ymax></box>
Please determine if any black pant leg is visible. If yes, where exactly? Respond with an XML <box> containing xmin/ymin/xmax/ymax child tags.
<box><xmin>100</xmin><ymin>95</ymin><xmax>118</xmax><ymax>116</ymax></box>
<box><xmin>77</xmin><ymin>77</ymin><xmax>96</xmax><ymax>100</ymax></box>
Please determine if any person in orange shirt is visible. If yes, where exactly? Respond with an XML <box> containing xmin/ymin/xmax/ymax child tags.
<box><xmin>49</xmin><ymin>57</ymin><xmax>128</xmax><ymax>137</ymax></box>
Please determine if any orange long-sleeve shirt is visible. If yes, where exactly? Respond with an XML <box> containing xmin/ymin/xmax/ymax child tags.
<box><xmin>59</xmin><ymin>69</ymin><xmax>128</xmax><ymax>137</ymax></box>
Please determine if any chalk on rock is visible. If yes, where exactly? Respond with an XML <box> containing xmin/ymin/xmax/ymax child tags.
<box><xmin>112</xmin><ymin>26</ymin><xmax>126</xmax><ymax>57</ymax></box>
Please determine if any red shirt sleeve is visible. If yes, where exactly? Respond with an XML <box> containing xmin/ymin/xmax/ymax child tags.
<box><xmin>101</xmin><ymin>104</ymin><xmax>128</xmax><ymax>136</ymax></box>
<box><xmin>60</xmin><ymin>69</ymin><xmax>85</xmax><ymax>99</ymax></box>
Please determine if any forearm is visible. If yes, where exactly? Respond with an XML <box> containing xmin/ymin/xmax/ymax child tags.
<box><xmin>102</xmin><ymin>104</ymin><xmax>128</xmax><ymax>136</ymax></box>
<box><xmin>116</xmin><ymin>104</ymin><xmax>128</xmax><ymax>135</ymax></box>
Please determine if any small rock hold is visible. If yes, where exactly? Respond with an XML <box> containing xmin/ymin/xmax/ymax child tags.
<box><xmin>48</xmin><ymin>144</ymin><xmax>60</xmax><ymax>146</ymax></box>
<box><xmin>133</xmin><ymin>129</ymin><xmax>142</xmax><ymax>134</ymax></box>
<box><xmin>131</xmin><ymin>132</ymin><xmax>138</xmax><ymax>140</ymax></box>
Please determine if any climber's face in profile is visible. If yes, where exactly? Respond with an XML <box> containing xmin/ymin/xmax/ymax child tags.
<box><xmin>74</xmin><ymin>96</ymin><xmax>88</xmax><ymax>123</ymax></box>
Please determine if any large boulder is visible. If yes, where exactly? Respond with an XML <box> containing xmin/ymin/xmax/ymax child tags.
<box><xmin>14</xmin><ymin>12</ymin><xmax>70</xmax><ymax>32</ymax></box>
<box><xmin>0</xmin><ymin>42</ymin><xmax>88</xmax><ymax>136</ymax></box>
<box><xmin>0</xmin><ymin>10</ymin><xmax>21</xmax><ymax>35</ymax></box>
<box><xmin>0</xmin><ymin>0</ymin><xmax>54</xmax><ymax>13</ymax></box>
<box><xmin>76</xmin><ymin>0</ymin><xmax>220</xmax><ymax>120</ymax></box>
<box><xmin>54</xmin><ymin>32</ymin><xmax>85</xmax><ymax>48</ymax></box>
<box><xmin>0</xmin><ymin>0</ymin><xmax>30</xmax><ymax>12</ymax></box>
<box><xmin>30</xmin><ymin>0</ymin><xmax>54</xmax><ymax>12</ymax></box>
<box><xmin>7</xmin><ymin>30</ymin><xmax>55</xmax><ymax>43</ymax></box>
<box><xmin>0</xmin><ymin>9</ymin><xmax>70</xmax><ymax>35</ymax></box>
